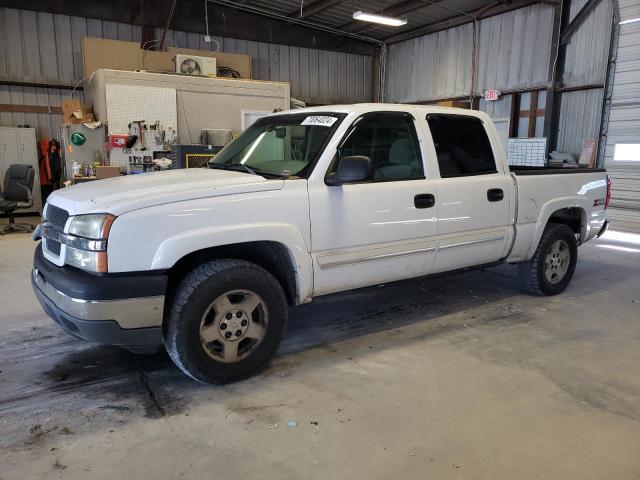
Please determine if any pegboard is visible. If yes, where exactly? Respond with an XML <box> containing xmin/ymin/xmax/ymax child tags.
<box><xmin>507</xmin><ymin>137</ymin><xmax>547</xmax><ymax>167</ymax></box>
<box><xmin>105</xmin><ymin>83</ymin><xmax>177</xmax><ymax>169</ymax></box>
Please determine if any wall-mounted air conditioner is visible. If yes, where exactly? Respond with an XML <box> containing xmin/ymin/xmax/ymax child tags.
<box><xmin>175</xmin><ymin>54</ymin><xmax>217</xmax><ymax>77</ymax></box>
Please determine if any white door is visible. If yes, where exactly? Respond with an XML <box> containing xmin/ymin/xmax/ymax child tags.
<box><xmin>17</xmin><ymin>128</ymin><xmax>43</xmax><ymax>214</ymax></box>
<box><xmin>308</xmin><ymin>111</ymin><xmax>438</xmax><ymax>296</ymax></box>
<box><xmin>421</xmin><ymin>113</ymin><xmax>512</xmax><ymax>272</ymax></box>
<box><xmin>0</xmin><ymin>128</ymin><xmax>20</xmax><ymax>187</ymax></box>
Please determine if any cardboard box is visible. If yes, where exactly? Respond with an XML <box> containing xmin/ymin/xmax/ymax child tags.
<box><xmin>578</xmin><ymin>139</ymin><xmax>598</xmax><ymax>168</ymax></box>
<box><xmin>95</xmin><ymin>166</ymin><xmax>121</xmax><ymax>179</ymax></box>
<box><xmin>61</xmin><ymin>99</ymin><xmax>82</xmax><ymax>115</ymax></box>
<box><xmin>61</xmin><ymin>100</ymin><xmax>94</xmax><ymax>124</ymax></box>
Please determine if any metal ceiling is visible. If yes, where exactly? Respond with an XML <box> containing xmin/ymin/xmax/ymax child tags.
<box><xmin>227</xmin><ymin>0</ymin><xmax>501</xmax><ymax>41</ymax></box>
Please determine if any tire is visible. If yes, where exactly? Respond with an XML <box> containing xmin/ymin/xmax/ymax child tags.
<box><xmin>518</xmin><ymin>223</ymin><xmax>578</xmax><ymax>296</ymax></box>
<box><xmin>164</xmin><ymin>259</ymin><xmax>287</xmax><ymax>384</ymax></box>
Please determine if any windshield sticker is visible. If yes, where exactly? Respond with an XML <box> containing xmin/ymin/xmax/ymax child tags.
<box><xmin>301</xmin><ymin>116</ymin><xmax>338</xmax><ymax>127</ymax></box>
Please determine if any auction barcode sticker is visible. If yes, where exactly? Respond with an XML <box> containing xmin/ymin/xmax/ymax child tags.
<box><xmin>301</xmin><ymin>116</ymin><xmax>338</xmax><ymax>127</ymax></box>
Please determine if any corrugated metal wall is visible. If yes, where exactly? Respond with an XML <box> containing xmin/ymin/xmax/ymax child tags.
<box><xmin>563</xmin><ymin>0</ymin><xmax>613</xmax><ymax>87</ymax></box>
<box><xmin>556</xmin><ymin>0</ymin><xmax>613</xmax><ymax>156</ymax></box>
<box><xmin>385</xmin><ymin>23</ymin><xmax>474</xmax><ymax>103</ymax></box>
<box><xmin>603</xmin><ymin>0</ymin><xmax>640</xmax><ymax>232</ymax></box>
<box><xmin>385</xmin><ymin>4</ymin><xmax>555</xmax><ymax>102</ymax></box>
<box><xmin>557</xmin><ymin>88</ymin><xmax>606</xmax><ymax>156</ymax></box>
<box><xmin>0</xmin><ymin>7</ymin><xmax>372</xmax><ymax>141</ymax></box>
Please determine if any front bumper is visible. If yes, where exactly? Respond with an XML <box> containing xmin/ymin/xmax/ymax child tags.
<box><xmin>32</xmin><ymin>244</ymin><xmax>166</xmax><ymax>347</ymax></box>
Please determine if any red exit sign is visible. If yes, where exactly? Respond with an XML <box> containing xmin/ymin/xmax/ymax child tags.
<box><xmin>484</xmin><ymin>89</ymin><xmax>500</xmax><ymax>101</ymax></box>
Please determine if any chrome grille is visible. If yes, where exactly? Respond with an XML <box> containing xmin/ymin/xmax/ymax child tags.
<box><xmin>46</xmin><ymin>238</ymin><xmax>61</xmax><ymax>255</ymax></box>
<box><xmin>43</xmin><ymin>204</ymin><xmax>69</xmax><ymax>258</ymax></box>
<box><xmin>46</xmin><ymin>204</ymin><xmax>69</xmax><ymax>231</ymax></box>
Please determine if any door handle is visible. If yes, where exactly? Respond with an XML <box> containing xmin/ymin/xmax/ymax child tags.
<box><xmin>414</xmin><ymin>193</ymin><xmax>435</xmax><ymax>209</ymax></box>
<box><xmin>487</xmin><ymin>188</ymin><xmax>504</xmax><ymax>202</ymax></box>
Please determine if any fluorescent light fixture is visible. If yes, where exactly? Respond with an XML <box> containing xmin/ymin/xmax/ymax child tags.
<box><xmin>619</xmin><ymin>17</ymin><xmax>640</xmax><ymax>25</ymax></box>
<box><xmin>353</xmin><ymin>11</ymin><xmax>407</xmax><ymax>27</ymax></box>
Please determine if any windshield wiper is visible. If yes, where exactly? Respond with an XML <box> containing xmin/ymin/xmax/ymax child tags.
<box><xmin>209</xmin><ymin>163</ymin><xmax>288</xmax><ymax>179</ymax></box>
<box><xmin>209</xmin><ymin>163</ymin><xmax>260</xmax><ymax>176</ymax></box>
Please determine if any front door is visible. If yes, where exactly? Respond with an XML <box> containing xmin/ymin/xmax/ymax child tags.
<box><xmin>308</xmin><ymin>111</ymin><xmax>438</xmax><ymax>296</ymax></box>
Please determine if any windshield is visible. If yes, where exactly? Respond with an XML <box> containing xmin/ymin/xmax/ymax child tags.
<box><xmin>210</xmin><ymin>112</ymin><xmax>345</xmax><ymax>178</ymax></box>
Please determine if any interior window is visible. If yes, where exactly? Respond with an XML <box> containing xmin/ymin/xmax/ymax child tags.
<box><xmin>426</xmin><ymin>114</ymin><xmax>497</xmax><ymax>178</ymax></box>
<box><xmin>337</xmin><ymin>112</ymin><xmax>424</xmax><ymax>181</ymax></box>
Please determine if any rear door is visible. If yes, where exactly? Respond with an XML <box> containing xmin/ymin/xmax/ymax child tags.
<box><xmin>308</xmin><ymin>110</ymin><xmax>438</xmax><ymax>296</ymax></box>
<box><xmin>421</xmin><ymin>113</ymin><xmax>512</xmax><ymax>273</ymax></box>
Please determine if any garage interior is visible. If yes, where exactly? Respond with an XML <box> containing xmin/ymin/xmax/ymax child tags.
<box><xmin>1</xmin><ymin>0</ymin><xmax>640</xmax><ymax>478</ymax></box>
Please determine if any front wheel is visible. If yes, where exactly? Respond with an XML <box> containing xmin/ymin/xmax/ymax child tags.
<box><xmin>164</xmin><ymin>259</ymin><xmax>287</xmax><ymax>384</ymax></box>
<box><xmin>518</xmin><ymin>223</ymin><xmax>578</xmax><ymax>296</ymax></box>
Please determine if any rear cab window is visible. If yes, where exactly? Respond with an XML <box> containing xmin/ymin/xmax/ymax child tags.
<box><xmin>426</xmin><ymin>114</ymin><xmax>497</xmax><ymax>178</ymax></box>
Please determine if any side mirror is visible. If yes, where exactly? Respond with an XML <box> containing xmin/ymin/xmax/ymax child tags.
<box><xmin>325</xmin><ymin>155</ymin><xmax>373</xmax><ymax>186</ymax></box>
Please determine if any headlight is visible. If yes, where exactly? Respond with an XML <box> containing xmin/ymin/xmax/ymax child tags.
<box><xmin>64</xmin><ymin>214</ymin><xmax>115</xmax><ymax>273</ymax></box>
<box><xmin>68</xmin><ymin>214</ymin><xmax>115</xmax><ymax>240</ymax></box>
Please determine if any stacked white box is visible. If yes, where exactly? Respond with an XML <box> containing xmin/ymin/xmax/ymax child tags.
<box><xmin>507</xmin><ymin>138</ymin><xmax>547</xmax><ymax>167</ymax></box>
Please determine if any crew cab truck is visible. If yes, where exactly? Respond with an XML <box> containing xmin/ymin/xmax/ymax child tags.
<box><xmin>32</xmin><ymin>104</ymin><xmax>610</xmax><ymax>384</ymax></box>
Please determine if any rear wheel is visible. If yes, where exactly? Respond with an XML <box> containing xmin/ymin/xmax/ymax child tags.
<box><xmin>164</xmin><ymin>259</ymin><xmax>287</xmax><ymax>384</ymax></box>
<box><xmin>519</xmin><ymin>223</ymin><xmax>578</xmax><ymax>296</ymax></box>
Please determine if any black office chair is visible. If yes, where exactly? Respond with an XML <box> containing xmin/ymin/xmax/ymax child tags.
<box><xmin>0</xmin><ymin>164</ymin><xmax>36</xmax><ymax>235</ymax></box>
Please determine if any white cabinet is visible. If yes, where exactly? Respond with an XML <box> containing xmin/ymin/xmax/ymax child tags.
<box><xmin>0</xmin><ymin>127</ymin><xmax>43</xmax><ymax>215</ymax></box>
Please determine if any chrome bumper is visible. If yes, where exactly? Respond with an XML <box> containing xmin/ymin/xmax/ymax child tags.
<box><xmin>32</xmin><ymin>267</ymin><xmax>164</xmax><ymax>330</ymax></box>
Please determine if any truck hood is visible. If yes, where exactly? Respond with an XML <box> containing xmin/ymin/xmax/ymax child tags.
<box><xmin>47</xmin><ymin>169</ymin><xmax>285</xmax><ymax>216</ymax></box>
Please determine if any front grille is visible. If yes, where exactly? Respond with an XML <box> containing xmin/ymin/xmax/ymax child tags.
<box><xmin>43</xmin><ymin>204</ymin><xmax>69</xmax><ymax>258</ymax></box>
<box><xmin>46</xmin><ymin>239</ymin><xmax>61</xmax><ymax>256</ymax></box>
<box><xmin>46</xmin><ymin>204</ymin><xmax>69</xmax><ymax>231</ymax></box>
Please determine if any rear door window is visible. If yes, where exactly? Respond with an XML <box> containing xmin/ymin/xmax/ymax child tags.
<box><xmin>426</xmin><ymin>114</ymin><xmax>497</xmax><ymax>178</ymax></box>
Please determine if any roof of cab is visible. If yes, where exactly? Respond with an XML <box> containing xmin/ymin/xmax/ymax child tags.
<box><xmin>278</xmin><ymin>103</ymin><xmax>491</xmax><ymax>121</ymax></box>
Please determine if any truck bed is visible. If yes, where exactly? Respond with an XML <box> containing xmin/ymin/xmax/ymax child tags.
<box><xmin>510</xmin><ymin>166</ymin><xmax>607</xmax><ymax>175</ymax></box>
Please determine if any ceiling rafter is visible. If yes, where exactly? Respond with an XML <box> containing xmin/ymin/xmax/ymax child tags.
<box><xmin>287</xmin><ymin>0</ymin><xmax>345</xmax><ymax>18</ymax></box>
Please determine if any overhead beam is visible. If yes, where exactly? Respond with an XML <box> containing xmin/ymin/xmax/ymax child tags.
<box><xmin>0</xmin><ymin>104</ymin><xmax>63</xmax><ymax>114</ymax></box>
<box><xmin>543</xmin><ymin>0</ymin><xmax>570</xmax><ymax>154</ymax></box>
<box><xmin>384</xmin><ymin>0</ymin><xmax>542</xmax><ymax>44</ymax></box>
<box><xmin>559</xmin><ymin>0</ymin><xmax>602</xmax><ymax>45</ymax></box>
<box><xmin>159</xmin><ymin>0</ymin><xmax>177</xmax><ymax>50</ymax></box>
<box><xmin>0</xmin><ymin>0</ymin><xmax>376</xmax><ymax>55</ymax></box>
<box><xmin>287</xmin><ymin>0</ymin><xmax>344</xmax><ymax>18</ymax></box>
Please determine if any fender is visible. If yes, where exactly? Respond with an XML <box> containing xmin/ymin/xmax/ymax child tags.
<box><xmin>526</xmin><ymin>196</ymin><xmax>589</xmax><ymax>259</ymax></box>
<box><xmin>151</xmin><ymin>223</ymin><xmax>314</xmax><ymax>304</ymax></box>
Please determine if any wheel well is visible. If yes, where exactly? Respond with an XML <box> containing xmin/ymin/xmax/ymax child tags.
<box><xmin>547</xmin><ymin>207</ymin><xmax>585</xmax><ymax>239</ymax></box>
<box><xmin>167</xmin><ymin>241</ymin><xmax>298</xmax><ymax>305</ymax></box>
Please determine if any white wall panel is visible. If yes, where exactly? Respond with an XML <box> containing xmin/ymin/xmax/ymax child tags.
<box><xmin>603</xmin><ymin>6</ymin><xmax>640</xmax><ymax>232</ymax></box>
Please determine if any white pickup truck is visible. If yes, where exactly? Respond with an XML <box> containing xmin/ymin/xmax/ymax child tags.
<box><xmin>32</xmin><ymin>104</ymin><xmax>610</xmax><ymax>384</ymax></box>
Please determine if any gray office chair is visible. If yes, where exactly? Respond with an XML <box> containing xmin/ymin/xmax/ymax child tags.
<box><xmin>0</xmin><ymin>164</ymin><xmax>36</xmax><ymax>235</ymax></box>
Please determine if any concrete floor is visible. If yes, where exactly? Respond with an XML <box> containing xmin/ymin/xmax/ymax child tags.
<box><xmin>1</xmin><ymin>218</ymin><xmax>639</xmax><ymax>479</ymax></box>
